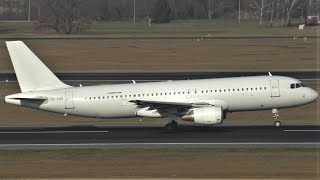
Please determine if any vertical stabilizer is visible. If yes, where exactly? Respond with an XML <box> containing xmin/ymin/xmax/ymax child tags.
<box><xmin>6</xmin><ymin>41</ymin><xmax>70</xmax><ymax>92</ymax></box>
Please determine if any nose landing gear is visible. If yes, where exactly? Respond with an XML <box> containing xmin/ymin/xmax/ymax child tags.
<box><xmin>164</xmin><ymin>120</ymin><xmax>178</xmax><ymax>132</ymax></box>
<box><xmin>272</xmin><ymin>109</ymin><xmax>281</xmax><ymax>127</ymax></box>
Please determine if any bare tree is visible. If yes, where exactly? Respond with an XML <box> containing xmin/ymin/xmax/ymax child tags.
<box><xmin>274</xmin><ymin>0</ymin><xmax>281</xmax><ymax>27</ymax></box>
<box><xmin>306</xmin><ymin>0</ymin><xmax>320</xmax><ymax>16</ymax></box>
<box><xmin>208</xmin><ymin>0</ymin><xmax>220</xmax><ymax>19</ymax></box>
<box><xmin>250</xmin><ymin>0</ymin><xmax>271</xmax><ymax>24</ymax></box>
<box><xmin>34</xmin><ymin>0</ymin><xmax>91</xmax><ymax>34</ymax></box>
<box><xmin>283</xmin><ymin>0</ymin><xmax>304</xmax><ymax>26</ymax></box>
<box><xmin>269</xmin><ymin>0</ymin><xmax>275</xmax><ymax>26</ymax></box>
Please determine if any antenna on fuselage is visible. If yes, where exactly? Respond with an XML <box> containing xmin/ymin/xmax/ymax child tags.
<box><xmin>132</xmin><ymin>80</ymin><xmax>136</xmax><ymax>84</ymax></box>
<box><xmin>268</xmin><ymin>72</ymin><xmax>272</xmax><ymax>76</ymax></box>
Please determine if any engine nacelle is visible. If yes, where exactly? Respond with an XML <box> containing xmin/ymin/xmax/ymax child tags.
<box><xmin>181</xmin><ymin>106</ymin><xmax>223</xmax><ymax>125</ymax></box>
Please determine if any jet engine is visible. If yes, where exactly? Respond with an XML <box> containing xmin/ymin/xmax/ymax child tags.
<box><xmin>181</xmin><ymin>106</ymin><xmax>224</xmax><ymax>125</ymax></box>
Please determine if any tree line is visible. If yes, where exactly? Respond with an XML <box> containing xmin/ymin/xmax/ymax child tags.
<box><xmin>0</xmin><ymin>0</ymin><xmax>319</xmax><ymax>33</ymax></box>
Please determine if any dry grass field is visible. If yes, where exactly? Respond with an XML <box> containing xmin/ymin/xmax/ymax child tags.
<box><xmin>0</xmin><ymin>82</ymin><xmax>318</xmax><ymax>126</ymax></box>
<box><xmin>0</xmin><ymin>38</ymin><xmax>318</xmax><ymax>73</ymax></box>
<box><xmin>0</xmin><ymin>20</ymin><xmax>319</xmax><ymax>38</ymax></box>
<box><xmin>0</xmin><ymin>148</ymin><xmax>318</xmax><ymax>179</ymax></box>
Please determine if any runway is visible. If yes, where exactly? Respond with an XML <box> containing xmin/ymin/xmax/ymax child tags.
<box><xmin>0</xmin><ymin>125</ymin><xmax>319</xmax><ymax>149</ymax></box>
<box><xmin>0</xmin><ymin>71</ymin><xmax>319</xmax><ymax>83</ymax></box>
<box><xmin>1</xmin><ymin>35</ymin><xmax>320</xmax><ymax>41</ymax></box>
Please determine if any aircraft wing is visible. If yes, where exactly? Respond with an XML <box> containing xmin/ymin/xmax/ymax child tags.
<box><xmin>129</xmin><ymin>99</ymin><xmax>212</xmax><ymax>109</ymax></box>
<box><xmin>129</xmin><ymin>99</ymin><xmax>229</xmax><ymax>110</ymax></box>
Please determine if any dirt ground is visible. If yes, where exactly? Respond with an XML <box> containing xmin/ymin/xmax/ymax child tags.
<box><xmin>0</xmin><ymin>82</ymin><xmax>318</xmax><ymax>126</ymax></box>
<box><xmin>0</xmin><ymin>39</ymin><xmax>318</xmax><ymax>73</ymax></box>
<box><xmin>0</xmin><ymin>148</ymin><xmax>318</xmax><ymax>179</ymax></box>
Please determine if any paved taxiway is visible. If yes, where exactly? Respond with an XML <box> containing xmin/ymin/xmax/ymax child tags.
<box><xmin>0</xmin><ymin>71</ymin><xmax>319</xmax><ymax>83</ymax></box>
<box><xmin>0</xmin><ymin>125</ymin><xmax>318</xmax><ymax>149</ymax></box>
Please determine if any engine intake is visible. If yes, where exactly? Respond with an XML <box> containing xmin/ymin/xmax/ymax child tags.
<box><xmin>181</xmin><ymin>106</ymin><xmax>223</xmax><ymax>125</ymax></box>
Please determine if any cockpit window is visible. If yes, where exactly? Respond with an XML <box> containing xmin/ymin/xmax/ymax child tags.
<box><xmin>290</xmin><ymin>84</ymin><xmax>295</xmax><ymax>89</ymax></box>
<box><xmin>291</xmin><ymin>83</ymin><xmax>306</xmax><ymax>89</ymax></box>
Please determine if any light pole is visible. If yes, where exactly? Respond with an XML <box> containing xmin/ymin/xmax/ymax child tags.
<box><xmin>133</xmin><ymin>0</ymin><xmax>136</xmax><ymax>24</ymax></box>
<box><xmin>28</xmin><ymin>0</ymin><xmax>31</xmax><ymax>21</ymax></box>
<box><xmin>238</xmin><ymin>0</ymin><xmax>241</xmax><ymax>23</ymax></box>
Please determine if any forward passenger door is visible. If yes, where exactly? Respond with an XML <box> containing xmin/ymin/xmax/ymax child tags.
<box><xmin>270</xmin><ymin>80</ymin><xmax>280</xmax><ymax>97</ymax></box>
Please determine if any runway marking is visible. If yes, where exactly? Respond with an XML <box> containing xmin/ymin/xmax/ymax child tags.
<box><xmin>284</xmin><ymin>130</ymin><xmax>320</xmax><ymax>132</ymax></box>
<box><xmin>0</xmin><ymin>131</ymin><xmax>109</xmax><ymax>134</ymax></box>
<box><xmin>0</xmin><ymin>142</ymin><xmax>319</xmax><ymax>147</ymax></box>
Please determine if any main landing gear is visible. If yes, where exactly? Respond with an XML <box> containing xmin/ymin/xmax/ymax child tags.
<box><xmin>272</xmin><ymin>108</ymin><xmax>281</xmax><ymax>127</ymax></box>
<box><xmin>164</xmin><ymin>120</ymin><xmax>178</xmax><ymax>132</ymax></box>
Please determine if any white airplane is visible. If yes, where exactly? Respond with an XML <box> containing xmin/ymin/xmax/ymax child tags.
<box><xmin>4</xmin><ymin>41</ymin><xmax>319</xmax><ymax>131</ymax></box>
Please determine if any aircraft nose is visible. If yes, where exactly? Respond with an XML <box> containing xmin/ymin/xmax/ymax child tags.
<box><xmin>309</xmin><ymin>89</ymin><xmax>319</xmax><ymax>102</ymax></box>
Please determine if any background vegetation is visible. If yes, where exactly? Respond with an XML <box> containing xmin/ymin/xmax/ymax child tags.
<box><xmin>0</xmin><ymin>0</ymin><xmax>319</xmax><ymax>34</ymax></box>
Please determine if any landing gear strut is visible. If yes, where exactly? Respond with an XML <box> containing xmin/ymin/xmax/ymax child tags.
<box><xmin>164</xmin><ymin>120</ymin><xmax>178</xmax><ymax>132</ymax></box>
<box><xmin>272</xmin><ymin>109</ymin><xmax>281</xmax><ymax>127</ymax></box>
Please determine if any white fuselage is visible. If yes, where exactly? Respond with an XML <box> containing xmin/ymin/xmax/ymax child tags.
<box><xmin>5</xmin><ymin>75</ymin><xmax>318</xmax><ymax>120</ymax></box>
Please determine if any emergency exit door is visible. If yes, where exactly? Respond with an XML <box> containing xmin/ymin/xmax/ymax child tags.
<box><xmin>270</xmin><ymin>80</ymin><xmax>280</xmax><ymax>97</ymax></box>
<box><xmin>65</xmin><ymin>91</ymin><xmax>74</xmax><ymax>109</ymax></box>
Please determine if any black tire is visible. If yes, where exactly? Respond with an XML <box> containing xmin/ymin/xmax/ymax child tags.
<box><xmin>171</xmin><ymin>121</ymin><xmax>178</xmax><ymax>130</ymax></box>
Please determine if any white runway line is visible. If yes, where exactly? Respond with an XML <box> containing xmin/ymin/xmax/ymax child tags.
<box><xmin>284</xmin><ymin>130</ymin><xmax>320</xmax><ymax>132</ymax></box>
<box><xmin>0</xmin><ymin>131</ymin><xmax>109</xmax><ymax>134</ymax></box>
<box><xmin>0</xmin><ymin>142</ymin><xmax>319</xmax><ymax>147</ymax></box>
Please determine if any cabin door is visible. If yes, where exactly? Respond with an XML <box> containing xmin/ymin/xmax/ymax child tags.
<box><xmin>270</xmin><ymin>80</ymin><xmax>280</xmax><ymax>97</ymax></box>
<box><xmin>65</xmin><ymin>91</ymin><xmax>74</xmax><ymax>109</ymax></box>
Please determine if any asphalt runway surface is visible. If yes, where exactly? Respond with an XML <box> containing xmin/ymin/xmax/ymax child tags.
<box><xmin>0</xmin><ymin>125</ymin><xmax>319</xmax><ymax>149</ymax></box>
<box><xmin>1</xmin><ymin>35</ymin><xmax>320</xmax><ymax>41</ymax></box>
<box><xmin>0</xmin><ymin>71</ymin><xmax>319</xmax><ymax>83</ymax></box>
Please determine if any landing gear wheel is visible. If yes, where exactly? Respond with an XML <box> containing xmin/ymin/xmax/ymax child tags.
<box><xmin>274</xmin><ymin>121</ymin><xmax>281</xmax><ymax>127</ymax></box>
<box><xmin>164</xmin><ymin>121</ymin><xmax>178</xmax><ymax>132</ymax></box>
<box><xmin>171</xmin><ymin>120</ymin><xmax>178</xmax><ymax>130</ymax></box>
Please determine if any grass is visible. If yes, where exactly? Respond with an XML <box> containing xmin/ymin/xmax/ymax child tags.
<box><xmin>0</xmin><ymin>19</ymin><xmax>319</xmax><ymax>38</ymax></box>
<box><xmin>0</xmin><ymin>148</ymin><xmax>318</xmax><ymax>179</ymax></box>
<box><xmin>0</xmin><ymin>38</ymin><xmax>318</xmax><ymax>73</ymax></box>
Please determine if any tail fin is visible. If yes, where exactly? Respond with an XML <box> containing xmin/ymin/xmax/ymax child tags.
<box><xmin>6</xmin><ymin>41</ymin><xmax>70</xmax><ymax>92</ymax></box>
